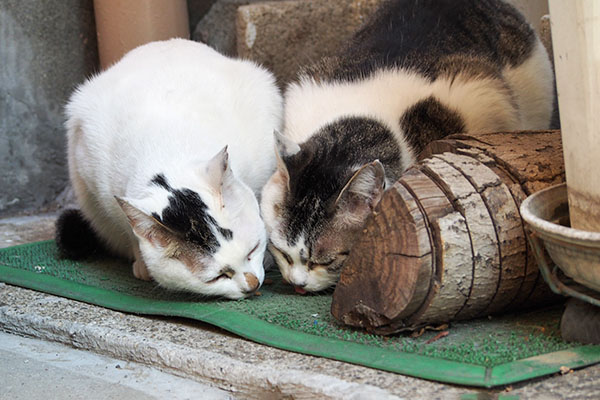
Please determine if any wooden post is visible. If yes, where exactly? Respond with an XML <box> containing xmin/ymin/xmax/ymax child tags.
<box><xmin>93</xmin><ymin>0</ymin><xmax>190</xmax><ymax>69</ymax></box>
<box><xmin>548</xmin><ymin>0</ymin><xmax>600</xmax><ymax>232</ymax></box>
<box><xmin>331</xmin><ymin>131</ymin><xmax>564</xmax><ymax>333</ymax></box>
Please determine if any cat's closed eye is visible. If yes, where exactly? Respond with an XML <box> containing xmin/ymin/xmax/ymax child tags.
<box><xmin>247</xmin><ymin>242</ymin><xmax>260</xmax><ymax>261</ymax></box>
<box><xmin>269</xmin><ymin>244</ymin><xmax>293</xmax><ymax>265</ymax></box>
<box><xmin>208</xmin><ymin>268</ymin><xmax>235</xmax><ymax>283</ymax></box>
<box><xmin>309</xmin><ymin>251</ymin><xmax>350</xmax><ymax>269</ymax></box>
<box><xmin>308</xmin><ymin>258</ymin><xmax>335</xmax><ymax>269</ymax></box>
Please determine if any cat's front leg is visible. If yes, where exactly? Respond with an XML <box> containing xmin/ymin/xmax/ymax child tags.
<box><xmin>132</xmin><ymin>243</ymin><xmax>152</xmax><ymax>281</ymax></box>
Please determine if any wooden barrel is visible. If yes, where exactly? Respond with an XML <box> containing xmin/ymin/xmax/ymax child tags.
<box><xmin>331</xmin><ymin>130</ymin><xmax>565</xmax><ymax>334</ymax></box>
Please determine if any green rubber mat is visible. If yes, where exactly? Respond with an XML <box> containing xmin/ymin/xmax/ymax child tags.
<box><xmin>1</xmin><ymin>240</ymin><xmax>599</xmax><ymax>387</ymax></box>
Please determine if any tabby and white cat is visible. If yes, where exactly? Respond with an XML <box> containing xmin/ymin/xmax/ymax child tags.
<box><xmin>261</xmin><ymin>0</ymin><xmax>555</xmax><ymax>293</ymax></box>
<box><xmin>56</xmin><ymin>39</ymin><xmax>282</xmax><ymax>299</ymax></box>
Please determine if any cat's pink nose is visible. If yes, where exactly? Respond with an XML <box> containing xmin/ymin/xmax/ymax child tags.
<box><xmin>244</xmin><ymin>272</ymin><xmax>260</xmax><ymax>293</ymax></box>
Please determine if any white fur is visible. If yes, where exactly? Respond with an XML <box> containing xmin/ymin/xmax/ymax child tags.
<box><xmin>259</xmin><ymin>170</ymin><xmax>319</xmax><ymax>288</ymax></box>
<box><xmin>66</xmin><ymin>39</ymin><xmax>282</xmax><ymax>299</ymax></box>
<box><xmin>271</xmin><ymin>237</ymin><xmax>307</xmax><ymax>283</ymax></box>
<box><xmin>261</xmin><ymin>172</ymin><xmax>287</xmax><ymax>241</ymax></box>
<box><xmin>502</xmin><ymin>38</ymin><xmax>554</xmax><ymax>130</ymax></box>
<box><xmin>269</xmin><ymin>234</ymin><xmax>336</xmax><ymax>292</ymax></box>
<box><xmin>283</xmin><ymin>47</ymin><xmax>553</xmax><ymax>160</ymax></box>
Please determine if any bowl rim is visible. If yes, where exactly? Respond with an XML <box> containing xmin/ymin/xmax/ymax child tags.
<box><xmin>520</xmin><ymin>183</ymin><xmax>600</xmax><ymax>247</ymax></box>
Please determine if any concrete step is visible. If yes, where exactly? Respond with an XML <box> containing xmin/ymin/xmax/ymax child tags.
<box><xmin>1</xmin><ymin>213</ymin><xmax>598</xmax><ymax>399</ymax></box>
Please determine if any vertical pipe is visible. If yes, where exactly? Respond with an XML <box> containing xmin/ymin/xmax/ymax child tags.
<box><xmin>93</xmin><ymin>0</ymin><xmax>190</xmax><ymax>70</ymax></box>
<box><xmin>549</xmin><ymin>0</ymin><xmax>600</xmax><ymax>232</ymax></box>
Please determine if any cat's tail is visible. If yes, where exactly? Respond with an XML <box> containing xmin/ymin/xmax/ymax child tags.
<box><xmin>55</xmin><ymin>209</ymin><xmax>109</xmax><ymax>259</ymax></box>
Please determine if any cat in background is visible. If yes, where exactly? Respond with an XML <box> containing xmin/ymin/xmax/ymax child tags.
<box><xmin>56</xmin><ymin>39</ymin><xmax>282</xmax><ymax>299</ymax></box>
<box><xmin>261</xmin><ymin>0</ymin><xmax>555</xmax><ymax>293</ymax></box>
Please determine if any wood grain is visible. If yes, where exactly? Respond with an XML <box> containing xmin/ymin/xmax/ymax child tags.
<box><xmin>332</xmin><ymin>130</ymin><xmax>565</xmax><ymax>333</ymax></box>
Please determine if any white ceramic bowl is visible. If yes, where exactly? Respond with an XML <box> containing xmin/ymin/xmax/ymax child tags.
<box><xmin>520</xmin><ymin>183</ymin><xmax>600</xmax><ymax>292</ymax></box>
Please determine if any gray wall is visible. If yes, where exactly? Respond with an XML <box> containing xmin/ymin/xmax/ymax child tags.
<box><xmin>0</xmin><ymin>0</ymin><xmax>98</xmax><ymax>216</ymax></box>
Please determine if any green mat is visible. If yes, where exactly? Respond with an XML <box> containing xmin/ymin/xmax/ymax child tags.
<box><xmin>1</xmin><ymin>241</ymin><xmax>599</xmax><ymax>388</ymax></box>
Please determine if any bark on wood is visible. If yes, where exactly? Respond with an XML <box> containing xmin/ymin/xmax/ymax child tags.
<box><xmin>331</xmin><ymin>130</ymin><xmax>565</xmax><ymax>333</ymax></box>
<box><xmin>420</xmin><ymin>155</ymin><xmax>501</xmax><ymax>321</ymax></box>
<box><xmin>436</xmin><ymin>152</ymin><xmax>526</xmax><ymax>314</ymax></box>
<box><xmin>421</xmin><ymin>130</ymin><xmax>565</xmax><ymax>310</ymax></box>
<box><xmin>420</xmin><ymin>130</ymin><xmax>565</xmax><ymax>196</ymax></box>
<box><xmin>399</xmin><ymin>168</ymin><xmax>471</xmax><ymax>324</ymax></box>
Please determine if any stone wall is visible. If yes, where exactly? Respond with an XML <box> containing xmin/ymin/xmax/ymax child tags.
<box><xmin>0</xmin><ymin>0</ymin><xmax>98</xmax><ymax>216</ymax></box>
<box><xmin>193</xmin><ymin>0</ymin><xmax>275</xmax><ymax>56</ymax></box>
<box><xmin>236</xmin><ymin>0</ymin><xmax>382</xmax><ymax>85</ymax></box>
<box><xmin>194</xmin><ymin>0</ymin><xmax>382</xmax><ymax>85</ymax></box>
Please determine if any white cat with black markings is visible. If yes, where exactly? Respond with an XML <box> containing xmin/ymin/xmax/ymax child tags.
<box><xmin>56</xmin><ymin>39</ymin><xmax>282</xmax><ymax>299</ymax></box>
<box><xmin>262</xmin><ymin>0</ymin><xmax>555</xmax><ymax>293</ymax></box>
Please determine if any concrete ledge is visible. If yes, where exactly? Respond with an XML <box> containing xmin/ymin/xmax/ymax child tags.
<box><xmin>0</xmin><ymin>284</ymin><xmax>399</xmax><ymax>400</ymax></box>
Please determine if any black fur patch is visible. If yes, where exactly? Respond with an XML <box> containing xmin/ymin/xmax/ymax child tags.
<box><xmin>55</xmin><ymin>209</ymin><xmax>111</xmax><ymax>260</ymax></box>
<box><xmin>400</xmin><ymin>96</ymin><xmax>466</xmax><ymax>154</ymax></box>
<box><xmin>151</xmin><ymin>173</ymin><xmax>171</xmax><ymax>191</ymax></box>
<box><xmin>218</xmin><ymin>226</ymin><xmax>233</xmax><ymax>240</ymax></box>
<box><xmin>302</xmin><ymin>0</ymin><xmax>535</xmax><ymax>83</ymax></box>
<box><xmin>152</xmin><ymin>188</ymin><xmax>233</xmax><ymax>254</ymax></box>
<box><xmin>282</xmin><ymin>117</ymin><xmax>402</xmax><ymax>246</ymax></box>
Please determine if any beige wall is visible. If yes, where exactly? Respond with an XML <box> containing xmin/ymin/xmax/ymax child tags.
<box><xmin>505</xmin><ymin>0</ymin><xmax>549</xmax><ymax>33</ymax></box>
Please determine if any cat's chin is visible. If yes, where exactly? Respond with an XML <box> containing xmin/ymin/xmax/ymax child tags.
<box><xmin>299</xmin><ymin>285</ymin><xmax>336</xmax><ymax>295</ymax></box>
<box><xmin>301</xmin><ymin>276</ymin><xmax>338</xmax><ymax>294</ymax></box>
<box><xmin>157</xmin><ymin>278</ymin><xmax>254</xmax><ymax>300</ymax></box>
<box><xmin>220</xmin><ymin>290</ymin><xmax>253</xmax><ymax>300</ymax></box>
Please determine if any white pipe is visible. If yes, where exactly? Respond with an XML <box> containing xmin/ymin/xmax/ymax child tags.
<box><xmin>549</xmin><ymin>0</ymin><xmax>600</xmax><ymax>232</ymax></box>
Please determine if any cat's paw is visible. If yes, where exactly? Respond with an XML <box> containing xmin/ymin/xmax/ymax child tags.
<box><xmin>133</xmin><ymin>258</ymin><xmax>152</xmax><ymax>281</ymax></box>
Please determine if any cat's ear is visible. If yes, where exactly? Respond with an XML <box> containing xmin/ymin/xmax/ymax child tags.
<box><xmin>115</xmin><ymin>196</ymin><xmax>171</xmax><ymax>247</ymax></box>
<box><xmin>273</xmin><ymin>130</ymin><xmax>300</xmax><ymax>190</ymax></box>
<box><xmin>205</xmin><ymin>146</ymin><xmax>233</xmax><ymax>190</ymax></box>
<box><xmin>332</xmin><ymin>160</ymin><xmax>385</xmax><ymax>227</ymax></box>
<box><xmin>204</xmin><ymin>146</ymin><xmax>237</xmax><ymax>207</ymax></box>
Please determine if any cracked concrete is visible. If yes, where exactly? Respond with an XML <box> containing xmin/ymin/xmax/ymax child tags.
<box><xmin>1</xmin><ymin>213</ymin><xmax>599</xmax><ymax>399</ymax></box>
